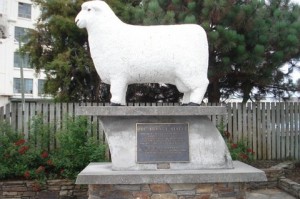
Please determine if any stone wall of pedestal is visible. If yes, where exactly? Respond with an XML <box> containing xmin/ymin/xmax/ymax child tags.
<box><xmin>76</xmin><ymin>106</ymin><xmax>233</xmax><ymax>171</ymax></box>
<box><xmin>0</xmin><ymin>179</ymin><xmax>87</xmax><ymax>199</ymax></box>
<box><xmin>76</xmin><ymin>162</ymin><xmax>266</xmax><ymax>199</ymax></box>
<box><xmin>88</xmin><ymin>183</ymin><xmax>246</xmax><ymax>199</ymax></box>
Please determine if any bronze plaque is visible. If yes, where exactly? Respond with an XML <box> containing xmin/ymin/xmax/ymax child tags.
<box><xmin>136</xmin><ymin>123</ymin><xmax>189</xmax><ymax>163</ymax></box>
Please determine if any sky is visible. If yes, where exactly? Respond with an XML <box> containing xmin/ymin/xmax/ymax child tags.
<box><xmin>282</xmin><ymin>0</ymin><xmax>300</xmax><ymax>85</ymax></box>
<box><xmin>290</xmin><ymin>0</ymin><xmax>300</xmax><ymax>3</ymax></box>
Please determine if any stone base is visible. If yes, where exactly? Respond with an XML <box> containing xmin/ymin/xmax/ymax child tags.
<box><xmin>76</xmin><ymin>161</ymin><xmax>266</xmax><ymax>185</ymax></box>
<box><xmin>76</xmin><ymin>106</ymin><xmax>233</xmax><ymax>170</ymax></box>
<box><xmin>76</xmin><ymin>161</ymin><xmax>266</xmax><ymax>199</ymax></box>
<box><xmin>0</xmin><ymin>179</ymin><xmax>87</xmax><ymax>199</ymax></box>
<box><xmin>88</xmin><ymin>183</ymin><xmax>246</xmax><ymax>199</ymax></box>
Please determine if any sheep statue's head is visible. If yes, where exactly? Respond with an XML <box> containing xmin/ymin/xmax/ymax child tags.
<box><xmin>75</xmin><ymin>1</ymin><xmax>114</xmax><ymax>29</ymax></box>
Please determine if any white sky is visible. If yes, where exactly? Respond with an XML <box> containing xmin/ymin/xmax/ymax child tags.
<box><xmin>290</xmin><ymin>0</ymin><xmax>300</xmax><ymax>3</ymax></box>
<box><xmin>282</xmin><ymin>0</ymin><xmax>300</xmax><ymax>85</ymax></box>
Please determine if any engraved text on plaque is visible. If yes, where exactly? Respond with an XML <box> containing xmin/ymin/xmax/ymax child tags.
<box><xmin>136</xmin><ymin>123</ymin><xmax>189</xmax><ymax>163</ymax></box>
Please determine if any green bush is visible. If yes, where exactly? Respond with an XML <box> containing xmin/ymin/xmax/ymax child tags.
<box><xmin>218</xmin><ymin>122</ymin><xmax>255</xmax><ymax>163</ymax></box>
<box><xmin>52</xmin><ymin>116</ymin><xmax>106</xmax><ymax>179</ymax></box>
<box><xmin>227</xmin><ymin>140</ymin><xmax>255</xmax><ymax>162</ymax></box>
<box><xmin>0</xmin><ymin>116</ymin><xmax>107</xmax><ymax>181</ymax></box>
<box><xmin>0</xmin><ymin>123</ymin><xmax>48</xmax><ymax>180</ymax></box>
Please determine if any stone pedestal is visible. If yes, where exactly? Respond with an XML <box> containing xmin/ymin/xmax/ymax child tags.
<box><xmin>76</xmin><ymin>106</ymin><xmax>233</xmax><ymax>170</ymax></box>
<box><xmin>76</xmin><ymin>106</ymin><xmax>267</xmax><ymax>199</ymax></box>
<box><xmin>76</xmin><ymin>162</ymin><xmax>267</xmax><ymax>199</ymax></box>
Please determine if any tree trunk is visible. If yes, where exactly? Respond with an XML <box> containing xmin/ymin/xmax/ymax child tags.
<box><xmin>241</xmin><ymin>82</ymin><xmax>253</xmax><ymax>103</ymax></box>
<box><xmin>207</xmin><ymin>80</ymin><xmax>221</xmax><ymax>103</ymax></box>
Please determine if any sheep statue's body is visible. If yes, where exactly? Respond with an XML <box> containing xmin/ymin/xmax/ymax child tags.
<box><xmin>75</xmin><ymin>0</ymin><xmax>209</xmax><ymax>105</ymax></box>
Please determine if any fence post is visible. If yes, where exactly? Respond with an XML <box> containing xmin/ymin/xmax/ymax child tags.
<box><xmin>0</xmin><ymin>105</ymin><xmax>4</xmax><ymax>121</ymax></box>
<box><xmin>242</xmin><ymin>103</ymin><xmax>247</xmax><ymax>144</ymax></box>
<box><xmin>23</xmin><ymin>102</ymin><xmax>30</xmax><ymax>137</ymax></box>
<box><xmin>227</xmin><ymin>103</ymin><xmax>232</xmax><ymax>140</ymax></box>
<box><xmin>252</xmin><ymin>103</ymin><xmax>257</xmax><ymax>160</ymax></box>
<box><xmin>271</xmin><ymin>102</ymin><xmax>276</xmax><ymax>159</ymax></box>
<box><xmin>290</xmin><ymin>102</ymin><xmax>295</xmax><ymax>159</ymax></box>
<box><xmin>295</xmin><ymin>102</ymin><xmax>299</xmax><ymax>160</ymax></box>
<box><xmin>5</xmin><ymin>103</ymin><xmax>11</xmax><ymax>124</ymax></box>
<box><xmin>232</xmin><ymin>103</ymin><xmax>238</xmax><ymax>143</ymax></box>
<box><xmin>280</xmin><ymin>103</ymin><xmax>286</xmax><ymax>159</ymax></box>
<box><xmin>246</xmin><ymin>103</ymin><xmax>252</xmax><ymax>149</ymax></box>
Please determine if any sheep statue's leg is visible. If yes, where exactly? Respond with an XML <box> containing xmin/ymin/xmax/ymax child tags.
<box><xmin>188</xmin><ymin>79</ymin><xmax>209</xmax><ymax>105</ymax></box>
<box><xmin>181</xmin><ymin>92</ymin><xmax>191</xmax><ymax>106</ymax></box>
<box><xmin>176</xmin><ymin>78</ymin><xmax>197</xmax><ymax>106</ymax></box>
<box><xmin>175</xmin><ymin>78</ymin><xmax>204</xmax><ymax>106</ymax></box>
<box><xmin>121</xmin><ymin>85</ymin><xmax>128</xmax><ymax>105</ymax></box>
<box><xmin>110</xmin><ymin>80</ymin><xmax>128</xmax><ymax>106</ymax></box>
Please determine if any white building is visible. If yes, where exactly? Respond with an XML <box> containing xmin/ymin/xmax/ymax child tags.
<box><xmin>0</xmin><ymin>0</ymin><xmax>48</xmax><ymax>107</ymax></box>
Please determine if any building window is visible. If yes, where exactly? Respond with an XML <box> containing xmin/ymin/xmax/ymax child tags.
<box><xmin>13</xmin><ymin>78</ymin><xmax>33</xmax><ymax>94</ymax></box>
<box><xmin>18</xmin><ymin>2</ymin><xmax>31</xmax><ymax>19</ymax></box>
<box><xmin>14</xmin><ymin>52</ymin><xmax>30</xmax><ymax>68</ymax></box>
<box><xmin>38</xmin><ymin>79</ymin><xmax>46</xmax><ymax>95</ymax></box>
<box><xmin>14</xmin><ymin>26</ymin><xmax>29</xmax><ymax>43</ymax></box>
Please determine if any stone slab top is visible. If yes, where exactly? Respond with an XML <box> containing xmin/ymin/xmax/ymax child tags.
<box><xmin>75</xmin><ymin>161</ymin><xmax>267</xmax><ymax>184</ymax></box>
<box><xmin>75</xmin><ymin>106</ymin><xmax>227</xmax><ymax>116</ymax></box>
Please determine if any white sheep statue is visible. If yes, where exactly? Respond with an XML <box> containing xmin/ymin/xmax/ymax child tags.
<box><xmin>75</xmin><ymin>0</ymin><xmax>209</xmax><ymax>106</ymax></box>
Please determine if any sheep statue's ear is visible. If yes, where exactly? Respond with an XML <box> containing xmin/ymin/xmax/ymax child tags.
<box><xmin>92</xmin><ymin>1</ymin><xmax>107</xmax><ymax>12</ymax></box>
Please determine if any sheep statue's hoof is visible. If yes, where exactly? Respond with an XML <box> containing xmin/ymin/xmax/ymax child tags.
<box><xmin>181</xmin><ymin>102</ymin><xmax>200</xmax><ymax>106</ymax></box>
<box><xmin>110</xmin><ymin>103</ymin><xmax>123</xmax><ymax>106</ymax></box>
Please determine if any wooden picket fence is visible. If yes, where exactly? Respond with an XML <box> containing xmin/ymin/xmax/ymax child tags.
<box><xmin>0</xmin><ymin>101</ymin><xmax>299</xmax><ymax>160</ymax></box>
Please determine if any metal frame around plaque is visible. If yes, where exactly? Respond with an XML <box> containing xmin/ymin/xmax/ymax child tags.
<box><xmin>136</xmin><ymin>123</ymin><xmax>189</xmax><ymax>163</ymax></box>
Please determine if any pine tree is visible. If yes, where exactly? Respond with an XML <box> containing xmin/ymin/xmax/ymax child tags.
<box><xmin>22</xmin><ymin>0</ymin><xmax>122</xmax><ymax>102</ymax></box>
<box><xmin>202</xmin><ymin>0</ymin><xmax>300</xmax><ymax>102</ymax></box>
<box><xmin>128</xmin><ymin>0</ymin><xmax>300</xmax><ymax>102</ymax></box>
<box><xmin>23</xmin><ymin>0</ymin><xmax>300</xmax><ymax>103</ymax></box>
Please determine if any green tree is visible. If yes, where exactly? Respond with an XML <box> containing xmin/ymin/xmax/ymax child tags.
<box><xmin>23</xmin><ymin>0</ymin><xmax>300</xmax><ymax>103</ymax></box>
<box><xmin>127</xmin><ymin>0</ymin><xmax>300</xmax><ymax>102</ymax></box>
<box><xmin>23</xmin><ymin>0</ymin><xmax>184</xmax><ymax>103</ymax></box>
<box><xmin>22</xmin><ymin>0</ymin><xmax>111</xmax><ymax>102</ymax></box>
<box><xmin>203</xmin><ymin>0</ymin><xmax>300</xmax><ymax>102</ymax></box>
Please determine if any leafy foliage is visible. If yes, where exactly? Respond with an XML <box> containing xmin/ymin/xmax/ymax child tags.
<box><xmin>0</xmin><ymin>116</ymin><xmax>107</xmax><ymax>181</ymax></box>
<box><xmin>22</xmin><ymin>0</ymin><xmax>109</xmax><ymax>102</ymax></box>
<box><xmin>23</xmin><ymin>0</ymin><xmax>300</xmax><ymax>103</ymax></box>
<box><xmin>228</xmin><ymin>141</ymin><xmax>255</xmax><ymax>162</ymax></box>
<box><xmin>52</xmin><ymin>116</ymin><xmax>106</xmax><ymax>179</ymax></box>
<box><xmin>126</xmin><ymin>83</ymin><xmax>183</xmax><ymax>103</ymax></box>
<box><xmin>218</xmin><ymin>122</ymin><xmax>254</xmax><ymax>163</ymax></box>
<box><xmin>127</xmin><ymin>0</ymin><xmax>300</xmax><ymax>102</ymax></box>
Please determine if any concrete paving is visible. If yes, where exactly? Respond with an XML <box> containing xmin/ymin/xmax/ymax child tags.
<box><xmin>246</xmin><ymin>188</ymin><xmax>296</xmax><ymax>199</ymax></box>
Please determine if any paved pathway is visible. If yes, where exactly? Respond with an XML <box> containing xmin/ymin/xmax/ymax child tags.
<box><xmin>246</xmin><ymin>188</ymin><xmax>296</xmax><ymax>199</ymax></box>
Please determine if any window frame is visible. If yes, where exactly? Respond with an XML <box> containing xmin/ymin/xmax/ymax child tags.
<box><xmin>14</xmin><ymin>51</ymin><xmax>30</xmax><ymax>68</ymax></box>
<box><xmin>14</xmin><ymin>26</ymin><xmax>29</xmax><ymax>43</ymax></box>
<box><xmin>13</xmin><ymin>78</ymin><xmax>33</xmax><ymax>94</ymax></box>
<box><xmin>18</xmin><ymin>2</ymin><xmax>32</xmax><ymax>19</ymax></box>
<box><xmin>38</xmin><ymin>79</ymin><xmax>46</xmax><ymax>95</ymax></box>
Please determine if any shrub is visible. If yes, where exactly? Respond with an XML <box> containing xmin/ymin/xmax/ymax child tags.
<box><xmin>227</xmin><ymin>141</ymin><xmax>255</xmax><ymax>162</ymax></box>
<box><xmin>0</xmin><ymin>128</ymin><xmax>50</xmax><ymax>180</ymax></box>
<box><xmin>52</xmin><ymin>116</ymin><xmax>106</xmax><ymax>179</ymax></box>
<box><xmin>29</xmin><ymin>115</ymin><xmax>53</xmax><ymax>151</ymax></box>
<box><xmin>0</xmin><ymin>122</ymin><xmax>25</xmax><ymax>179</ymax></box>
<box><xmin>0</xmin><ymin>116</ymin><xmax>107</xmax><ymax>181</ymax></box>
<box><xmin>218</xmin><ymin>122</ymin><xmax>255</xmax><ymax>163</ymax></box>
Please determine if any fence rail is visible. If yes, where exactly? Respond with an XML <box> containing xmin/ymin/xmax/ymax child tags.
<box><xmin>0</xmin><ymin>101</ymin><xmax>299</xmax><ymax>160</ymax></box>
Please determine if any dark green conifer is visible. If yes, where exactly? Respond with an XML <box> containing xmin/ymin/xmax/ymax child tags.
<box><xmin>23</xmin><ymin>0</ymin><xmax>300</xmax><ymax>103</ymax></box>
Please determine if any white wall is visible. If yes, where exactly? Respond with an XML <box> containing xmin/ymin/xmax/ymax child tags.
<box><xmin>0</xmin><ymin>0</ymin><xmax>49</xmax><ymax>107</ymax></box>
